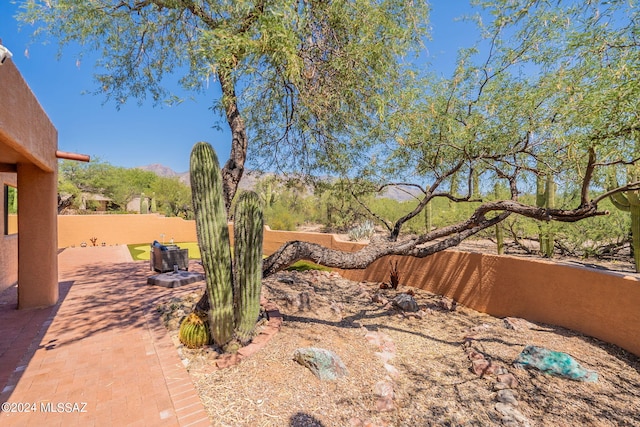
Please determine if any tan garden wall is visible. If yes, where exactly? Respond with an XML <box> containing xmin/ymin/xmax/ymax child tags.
<box><xmin>338</xmin><ymin>252</ymin><xmax>640</xmax><ymax>358</ymax></box>
<box><xmin>57</xmin><ymin>214</ymin><xmax>198</xmax><ymax>248</ymax></box>
<box><xmin>56</xmin><ymin>214</ymin><xmax>640</xmax><ymax>357</ymax></box>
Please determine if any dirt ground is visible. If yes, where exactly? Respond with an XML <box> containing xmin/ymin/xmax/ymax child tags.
<box><xmin>157</xmin><ymin>246</ymin><xmax>640</xmax><ymax>427</ymax></box>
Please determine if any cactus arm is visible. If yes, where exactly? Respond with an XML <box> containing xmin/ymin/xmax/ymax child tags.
<box><xmin>627</xmin><ymin>191</ymin><xmax>640</xmax><ymax>206</ymax></box>
<box><xmin>496</xmin><ymin>223</ymin><xmax>504</xmax><ymax>255</ymax></box>
<box><xmin>632</xmin><ymin>204</ymin><xmax>640</xmax><ymax>273</ymax></box>
<box><xmin>233</xmin><ymin>191</ymin><xmax>264</xmax><ymax>345</ymax></box>
<box><xmin>536</xmin><ymin>174</ymin><xmax>546</xmax><ymax>208</ymax></box>
<box><xmin>609</xmin><ymin>191</ymin><xmax>631</xmax><ymax>211</ymax></box>
<box><xmin>190</xmin><ymin>142</ymin><xmax>234</xmax><ymax>347</ymax></box>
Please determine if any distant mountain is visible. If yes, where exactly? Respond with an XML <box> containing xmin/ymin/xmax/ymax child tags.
<box><xmin>137</xmin><ymin>164</ymin><xmax>190</xmax><ymax>184</ymax></box>
<box><xmin>136</xmin><ymin>164</ymin><xmax>421</xmax><ymax>201</ymax></box>
<box><xmin>136</xmin><ymin>164</ymin><xmax>262</xmax><ymax>190</ymax></box>
<box><xmin>380</xmin><ymin>185</ymin><xmax>423</xmax><ymax>202</ymax></box>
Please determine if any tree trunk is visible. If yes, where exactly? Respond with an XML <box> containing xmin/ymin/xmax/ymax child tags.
<box><xmin>218</xmin><ymin>70</ymin><xmax>248</xmax><ymax>214</ymax></box>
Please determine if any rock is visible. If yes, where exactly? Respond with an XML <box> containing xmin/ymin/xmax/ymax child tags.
<box><xmin>373</xmin><ymin>380</ymin><xmax>394</xmax><ymax>398</ymax></box>
<box><xmin>373</xmin><ymin>380</ymin><xmax>395</xmax><ymax>412</ymax></box>
<box><xmin>497</xmin><ymin>373</ymin><xmax>519</xmax><ymax>389</ymax></box>
<box><xmin>392</xmin><ymin>293</ymin><xmax>419</xmax><ymax>312</ymax></box>
<box><xmin>375</xmin><ymin>351</ymin><xmax>395</xmax><ymax>363</ymax></box>
<box><xmin>493</xmin><ymin>382</ymin><xmax>510</xmax><ymax>391</ymax></box>
<box><xmin>376</xmin><ymin>396</ymin><xmax>395</xmax><ymax>412</ymax></box>
<box><xmin>383</xmin><ymin>362</ymin><xmax>400</xmax><ymax>378</ymax></box>
<box><xmin>514</xmin><ymin>345</ymin><xmax>598</xmax><ymax>382</ymax></box>
<box><xmin>471</xmin><ymin>358</ymin><xmax>499</xmax><ymax>376</ymax></box>
<box><xmin>439</xmin><ymin>296</ymin><xmax>457</xmax><ymax>311</ymax></box>
<box><xmin>371</xmin><ymin>292</ymin><xmax>388</xmax><ymax>305</ymax></box>
<box><xmin>495</xmin><ymin>402</ymin><xmax>531</xmax><ymax>426</ymax></box>
<box><xmin>293</xmin><ymin>347</ymin><xmax>348</xmax><ymax>380</ymax></box>
<box><xmin>494</xmin><ymin>366</ymin><xmax>508</xmax><ymax>375</ymax></box>
<box><xmin>496</xmin><ymin>389</ymin><xmax>519</xmax><ymax>405</ymax></box>
<box><xmin>467</xmin><ymin>350</ymin><xmax>486</xmax><ymax>360</ymax></box>
<box><xmin>330</xmin><ymin>301</ymin><xmax>344</xmax><ymax>316</ymax></box>
<box><xmin>365</xmin><ymin>331</ymin><xmax>396</xmax><ymax>354</ymax></box>
<box><xmin>503</xmin><ymin>317</ymin><xmax>536</xmax><ymax>331</ymax></box>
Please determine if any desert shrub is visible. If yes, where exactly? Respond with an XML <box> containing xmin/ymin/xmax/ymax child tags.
<box><xmin>347</xmin><ymin>220</ymin><xmax>375</xmax><ymax>241</ymax></box>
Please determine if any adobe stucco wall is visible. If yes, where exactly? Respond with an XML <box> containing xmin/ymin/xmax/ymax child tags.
<box><xmin>1</xmin><ymin>60</ymin><xmax>59</xmax><ymax>308</ymax></box>
<box><xmin>56</xmin><ymin>215</ymin><xmax>640</xmax><ymax>356</ymax></box>
<box><xmin>0</xmin><ymin>172</ymin><xmax>18</xmax><ymax>294</ymax></box>
<box><xmin>338</xmin><ymin>252</ymin><xmax>640</xmax><ymax>357</ymax></box>
<box><xmin>57</xmin><ymin>214</ymin><xmax>198</xmax><ymax>248</ymax></box>
<box><xmin>0</xmin><ymin>62</ymin><xmax>57</xmax><ymax>173</ymax></box>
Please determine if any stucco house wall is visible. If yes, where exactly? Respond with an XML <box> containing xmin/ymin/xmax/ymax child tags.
<box><xmin>0</xmin><ymin>58</ymin><xmax>59</xmax><ymax>308</ymax></box>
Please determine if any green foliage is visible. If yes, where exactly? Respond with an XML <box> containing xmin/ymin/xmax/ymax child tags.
<box><xmin>58</xmin><ymin>159</ymin><xmax>157</xmax><ymax>210</ymax></box>
<box><xmin>259</xmin><ymin>177</ymin><xmax>314</xmax><ymax>231</ymax></box>
<box><xmin>149</xmin><ymin>176</ymin><xmax>193</xmax><ymax>218</ymax></box>
<box><xmin>20</xmin><ymin>0</ymin><xmax>429</xmax><ymax>180</ymax></box>
<box><xmin>347</xmin><ymin>220</ymin><xmax>375</xmax><ymax>241</ymax></box>
<box><xmin>286</xmin><ymin>261</ymin><xmax>332</xmax><ymax>272</ymax></box>
<box><xmin>6</xmin><ymin>186</ymin><xmax>17</xmax><ymax>214</ymax></box>
<box><xmin>28</xmin><ymin>1</ymin><xmax>640</xmax><ymax>271</ymax></box>
<box><xmin>58</xmin><ymin>159</ymin><xmax>192</xmax><ymax>217</ymax></box>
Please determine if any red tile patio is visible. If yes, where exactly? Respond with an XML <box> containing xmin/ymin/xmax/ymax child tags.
<box><xmin>0</xmin><ymin>246</ymin><xmax>211</xmax><ymax>426</ymax></box>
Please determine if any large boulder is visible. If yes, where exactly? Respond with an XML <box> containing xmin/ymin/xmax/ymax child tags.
<box><xmin>392</xmin><ymin>293</ymin><xmax>419</xmax><ymax>312</ymax></box>
<box><xmin>293</xmin><ymin>347</ymin><xmax>348</xmax><ymax>381</ymax></box>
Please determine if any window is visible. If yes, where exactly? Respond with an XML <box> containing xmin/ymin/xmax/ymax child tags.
<box><xmin>4</xmin><ymin>184</ymin><xmax>17</xmax><ymax>235</ymax></box>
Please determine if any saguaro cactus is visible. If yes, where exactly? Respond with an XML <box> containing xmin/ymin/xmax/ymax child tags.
<box><xmin>609</xmin><ymin>166</ymin><xmax>640</xmax><ymax>272</ymax></box>
<box><xmin>493</xmin><ymin>182</ymin><xmax>505</xmax><ymax>255</ymax></box>
<box><xmin>233</xmin><ymin>191</ymin><xmax>264</xmax><ymax>345</ymax></box>
<box><xmin>150</xmin><ymin>193</ymin><xmax>157</xmax><ymax>213</ymax></box>
<box><xmin>424</xmin><ymin>200</ymin><xmax>432</xmax><ymax>233</ymax></box>
<box><xmin>495</xmin><ymin>223</ymin><xmax>504</xmax><ymax>255</ymax></box>
<box><xmin>190</xmin><ymin>142</ymin><xmax>265</xmax><ymax>351</ymax></box>
<box><xmin>536</xmin><ymin>174</ymin><xmax>555</xmax><ymax>257</ymax></box>
<box><xmin>140</xmin><ymin>192</ymin><xmax>149</xmax><ymax>214</ymax></box>
<box><xmin>190</xmin><ymin>142</ymin><xmax>235</xmax><ymax>347</ymax></box>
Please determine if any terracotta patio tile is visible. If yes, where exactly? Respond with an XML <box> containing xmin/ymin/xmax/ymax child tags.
<box><xmin>177</xmin><ymin>410</ymin><xmax>211</xmax><ymax>427</ymax></box>
<box><xmin>0</xmin><ymin>247</ymin><xmax>212</xmax><ymax>426</ymax></box>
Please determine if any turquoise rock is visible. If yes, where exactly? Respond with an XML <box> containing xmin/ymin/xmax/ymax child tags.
<box><xmin>514</xmin><ymin>345</ymin><xmax>598</xmax><ymax>382</ymax></box>
<box><xmin>293</xmin><ymin>347</ymin><xmax>348</xmax><ymax>381</ymax></box>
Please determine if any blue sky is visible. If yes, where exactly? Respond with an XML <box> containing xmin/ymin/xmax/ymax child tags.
<box><xmin>0</xmin><ymin>2</ymin><xmax>478</xmax><ymax>173</ymax></box>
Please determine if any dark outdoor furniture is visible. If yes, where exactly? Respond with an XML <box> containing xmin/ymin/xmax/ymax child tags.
<box><xmin>150</xmin><ymin>242</ymin><xmax>189</xmax><ymax>273</ymax></box>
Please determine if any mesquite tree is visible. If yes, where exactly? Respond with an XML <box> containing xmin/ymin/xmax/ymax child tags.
<box><xmin>261</xmin><ymin>0</ymin><xmax>640</xmax><ymax>275</ymax></box>
<box><xmin>19</xmin><ymin>0</ymin><xmax>428</xmax><ymax>212</ymax></box>
<box><xmin>21</xmin><ymin>1</ymin><xmax>640</xmax><ymax>276</ymax></box>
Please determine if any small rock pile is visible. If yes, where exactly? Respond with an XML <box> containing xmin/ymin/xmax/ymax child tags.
<box><xmin>463</xmin><ymin>322</ymin><xmax>531</xmax><ymax>427</ymax></box>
